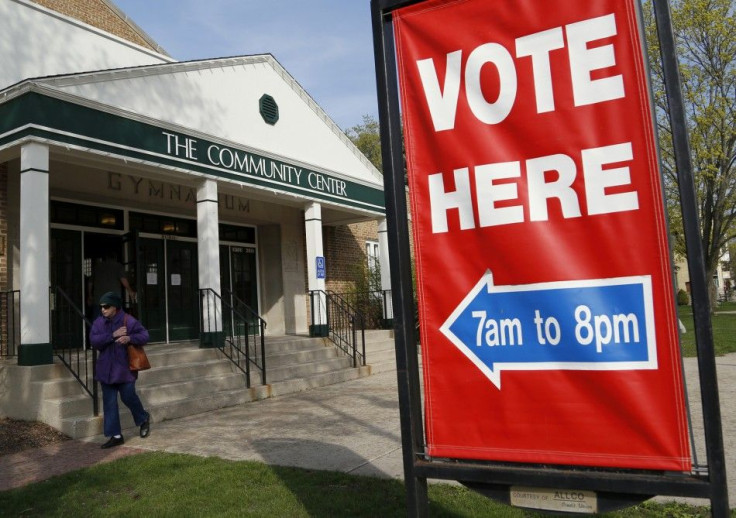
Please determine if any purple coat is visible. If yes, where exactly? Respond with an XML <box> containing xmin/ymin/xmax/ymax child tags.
<box><xmin>90</xmin><ymin>310</ymin><xmax>149</xmax><ymax>384</ymax></box>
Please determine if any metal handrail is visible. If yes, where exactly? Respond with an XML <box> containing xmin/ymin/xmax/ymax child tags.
<box><xmin>199</xmin><ymin>288</ymin><xmax>266</xmax><ymax>387</ymax></box>
<box><xmin>310</xmin><ymin>290</ymin><xmax>366</xmax><ymax>367</ymax></box>
<box><xmin>0</xmin><ymin>290</ymin><xmax>20</xmax><ymax>358</ymax></box>
<box><xmin>333</xmin><ymin>289</ymin><xmax>393</xmax><ymax>329</ymax></box>
<box><xmin>50</xmin><ymin>286</ymin><xmax>98</xmax><ymax>415</ymax></box>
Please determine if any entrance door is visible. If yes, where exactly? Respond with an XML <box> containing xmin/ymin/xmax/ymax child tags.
<box><xmin>166</xmin><ymin>240</ymin><xmax>199</xmax><ymax>341</ymax></box>
<box><xmin>121</xmin><ymin>232</ymin><xmax>140</xmax><ymax>318</ymax></box>
<box><xmin>50</xmin><ymin>229</ymin><xmax>83</xmax><ymax>348</ymax></box>
<box><xmin>51</xmin><ymin>229</ymin><xmax>83</xmax><ymax>305</ymax></box>
<box><xmin>220</xmin><ymin>245</ymin><xmax>259</xmax><ymax>333</ymax></box>
<box><xmin>139</xmin><ymin>238</ymin><xmax>166</xmax><ymax>342</ymax></box>
<box><xmin>232</xmin><ymin>246</ymin><xmax>258</xmax><ymax>314</ymax></box>
<box><xmin>134</xmin><ymin>238</ymin><xmax>199</xmax><ymax>343</ymax></box>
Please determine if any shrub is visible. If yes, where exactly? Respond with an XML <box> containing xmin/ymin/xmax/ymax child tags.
<box><xmin>677</xmin><ymin>289</ymin><xmax>690</xmax><ymax>306</ymax></box>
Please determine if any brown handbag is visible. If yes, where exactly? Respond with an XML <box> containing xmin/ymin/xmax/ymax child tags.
<box><xmin>124</xmin><ymin>315</ymin><xmax>151</xmax><ymax>371</ymax></box>
<box><xmin>128</xmin><ymin>344</ymin><xmax>151</xmax><ymax>371</ymax></box>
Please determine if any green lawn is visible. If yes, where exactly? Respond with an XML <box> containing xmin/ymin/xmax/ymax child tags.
<box><xmin>0</xmin><ymin>452</ymin><xmax>723</xmax><ymax>517</ymax></box>
<box><xmin>678</xmin><ymin>302</ymin><xmax>736</xmax><ymax>357</ymax></box>
<box><xmin>2</xmin><ymin>306</ymin><xmax>733</xmax><ymax>516</ymax></box>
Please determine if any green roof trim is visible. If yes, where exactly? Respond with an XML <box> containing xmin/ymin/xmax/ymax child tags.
<box><xmin>0</xmin><ymin>92</ymin><xmax>385</xmax><ymax>213</ymax></box>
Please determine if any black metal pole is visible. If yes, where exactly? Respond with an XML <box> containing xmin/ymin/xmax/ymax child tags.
<box><xmin>371</xmin><ymin>2</ymin><xmax>429</xmax><ymax>516</ymax></box>
<box><xmin>651</xmin><ymin>1</ymin><xmax>729</xmax><ymax>515</ymax></box>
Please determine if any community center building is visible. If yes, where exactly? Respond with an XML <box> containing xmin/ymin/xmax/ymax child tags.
<box><xmin>1</xmin><ymin>0</ymin><xmax>393</xmax><ymax>372</ymax></box>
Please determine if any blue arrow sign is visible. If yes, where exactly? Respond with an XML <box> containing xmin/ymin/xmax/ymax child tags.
<box><xmin>440</xmin><ymin>271</ymin><xmax>658</xmax><ymax>389</ymax></box>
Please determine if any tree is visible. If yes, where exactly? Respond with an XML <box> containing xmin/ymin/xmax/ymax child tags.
<box><xmin>644</xmin><ymin>0</ymin><xmax>736</xmax><ymax>301</ymax></box>
<box><xmin>345</xmin><ymin>115</ymin><xmax>383</xmax><ymax>172</ymax></box>
<box><xmin>345</xmin><ymin>114</ymin><xmax>382</xmax><ymax>172</ymax></box>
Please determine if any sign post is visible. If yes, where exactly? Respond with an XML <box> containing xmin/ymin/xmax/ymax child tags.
<box><xmin>371</xmin><ymin>0</ymin><xmax>729</xmax><ymax>515</ymax></box>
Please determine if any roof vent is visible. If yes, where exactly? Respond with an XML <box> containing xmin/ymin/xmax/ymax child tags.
<box><xmin>259</xmin><ymin>94</ymin><xmax>279</xmax><ymax>125</ymax></box>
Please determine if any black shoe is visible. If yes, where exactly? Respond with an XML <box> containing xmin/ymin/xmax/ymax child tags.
<box><xmin>101</xmin><ymin>436</ymin><xmax>124</xmax><ymax>449</ymax></box>
<box><xmin>140</xmin><ymin>413</ymin><xmax>150</xmax><ymax>438</ymax></box>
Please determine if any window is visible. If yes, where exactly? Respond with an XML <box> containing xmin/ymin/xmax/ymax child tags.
<box><xmin>129</xmin><ymin>212</ymin><xmax>196</xmax><ymax>238</ymax></box>
<box><xmin>50</xmin><ymin>201</ymin><xmax>124</xmax><ymax>230</ymax></box>
<box><xmin>366</xmin><ymin>240</ymin><xmax>379</xmax><ymax>271</ymax></box>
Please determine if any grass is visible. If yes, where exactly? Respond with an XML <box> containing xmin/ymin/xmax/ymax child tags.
<box><xmin>677</xmin><ymin>302</ymin><xmax>736</xmax><ymax>357</ymax></box>
<box><xmin>2</xmin><ymin>306</ymin><xmax>733</xmax><ymax>517</ymax></box>
<box><xmin>0</xmin><ymin>452</ymin><xmax>725</xmax><ymax>517</ymax></box>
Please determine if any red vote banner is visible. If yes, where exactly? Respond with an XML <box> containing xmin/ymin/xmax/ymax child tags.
<box><xmin>394</xmin><ymin>0</ymin><xmax>691</xmax><ymax>470</ymax></box>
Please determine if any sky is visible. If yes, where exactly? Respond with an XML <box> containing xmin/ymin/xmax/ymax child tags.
<box><xmin>112</xmin><ymin>0</ymin><xmax>379</xmax><ymax>131</ymax></box>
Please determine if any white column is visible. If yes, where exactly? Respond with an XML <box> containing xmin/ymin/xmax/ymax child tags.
<box><xmin>378</xmin><ymin>218</ymin><xmax>394</xmax><ymax>321</ymax></box>
<box><xmin>19</xmin><ymin>143</ymin><xmax>52</xmax><ymax>364</ymax></box>
<box><xmin>305</xmin><ymin>202</ymin><xmax>327</xmax><ymax>334</ymax></box>
<box><xmin>197</xmin><ymin>179</ymin><xmax>222</xmax><ymax>347</ymax></box>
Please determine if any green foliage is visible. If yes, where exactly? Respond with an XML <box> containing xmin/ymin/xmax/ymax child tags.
<box><xmin>678</xmin><ymin>303</ymin><xmax>736</xmax><ymax>356</ymax></box>
<box><xmin>677</xmin><ymin>289</ymin><xmax>691</xmax><ymax>305</ymax></box>
<box><xmin>643</xmin><ymin>0</ymin><xmax>736</xmax><ymax>281</ymax></box>
<box><xmin>347</xmin><ymin>256</ymin><xmax>385</xmax><ymax>328</ymax></box>
<box><xmin>345</xmin><ymin>114</ymin><xmax>383</xmax><ymax>172</ymax></box>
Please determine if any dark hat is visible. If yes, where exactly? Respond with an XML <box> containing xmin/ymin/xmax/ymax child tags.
<box><xmin>99</xmin><ymin>291</ymin><xmax>122</xmax><ymax>308</ymax></box>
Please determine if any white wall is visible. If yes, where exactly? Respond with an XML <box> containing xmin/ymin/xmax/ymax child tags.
<box><xmin>45</xmin><ymin>58</ymin><xmax>381</xmax><ymax>185</ymax></box>
<box><xmin>0</xmin><ymin>0</ymin><xmax>170</xmax><ymax>90</ymax></box>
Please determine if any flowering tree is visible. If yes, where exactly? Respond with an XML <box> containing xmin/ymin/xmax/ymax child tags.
<box><xmin>644</xmin><ymin>0</ymin><xmax>736</xmax><ymax>297</ymax></box>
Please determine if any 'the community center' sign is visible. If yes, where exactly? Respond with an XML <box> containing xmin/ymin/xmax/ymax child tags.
<box><xmin>394</xmin><ymin>0</ymin><xmax>691</xmax><ymax>471</ymax></box>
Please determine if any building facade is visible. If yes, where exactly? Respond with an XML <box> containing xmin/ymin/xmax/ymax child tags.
<box><xmin>1</xmin><ymin>0</ymin><xmax>392</xmax><ymax>364</ymax></box>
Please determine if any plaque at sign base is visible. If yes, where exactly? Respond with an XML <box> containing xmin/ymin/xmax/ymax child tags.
<box><xmin>510</xmin><ymin>486</ymin><xmax>597</xmax><ymax>514</ymax></box>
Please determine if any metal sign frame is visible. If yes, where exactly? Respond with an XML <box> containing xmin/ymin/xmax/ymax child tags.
<box><xmin>370</xmin><ymin>0</ymin><xmax>729</xmax><ymax>515</ymax></box>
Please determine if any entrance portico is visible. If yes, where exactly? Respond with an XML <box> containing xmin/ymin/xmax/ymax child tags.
<box><xmin>2</xmin><ymin>55</ymin><xmax>387</xmax><ymax>364</ymax></box>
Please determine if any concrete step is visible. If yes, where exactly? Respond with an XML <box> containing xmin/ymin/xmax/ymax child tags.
<box><xmin>138</xmin><ymin>372</ymin><xmax>246</xmax><ymax>406</ymax></box>
<box><xmin>138</xmin><ymin>359</ymin><xmax>234</xmax><ymax>385</ymax></box>
<box><xmin>363</xmin><ymin>334</ymin><xmax>397</xmax><ymax>374</ymax></box>
<box><xmin>144</xmin><ymin>345</ymin><xmax>220</xmax><ymax>367</ymax></box>
<box><xmin>58</xmin><ymin>367</ymin><xmax>372</xmax><ymax>438</ymax></box>
<box><xmin>265</xmin><ymin>344</ymin><xmax>338</xmax><ymax>368</ymax></box>
<box><xmin>27</xmin><ymin>334</ymin><xmax>380</xmax><ymax>439</ymax></box>
<box><xmin>268</xmin><ymin>365</ymin><xmax>371</xmax><ymax>398</ymax></box>
<box><xmin>45</xmin><ymin>392</ymin><xmax>94</xmax><ymax>419</ymax></box>
<box><xmin>34</xmin><ymin>376</ymin><xmax>93</xmax><ymax>399</ymax></box>
<box><xmin>266</xmin><ymin>356</ymin><xmax>353</xmax><ymax>383</ymax></box>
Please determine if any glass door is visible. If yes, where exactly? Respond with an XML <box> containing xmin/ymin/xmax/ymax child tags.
<box><xmin>166</xmin><ymin>239</ymin><xmax>199</xmax><ymax>341</ymax></box>
<box><xmin>50</xmin><ymin>229</ymin><xmax>83</xmax><ymax>349</ymax></box>
<box><xmin>232</xmin><ymin>246</ymin><xmax>259</xmax><ymax>315</ymax></box>
<box><xmin>139</xmin><ymin>238</ymin><xmax>166</xmax><ymax>342</ymax></box>
<box><xmin>122</xmin><ymin>231</ymin><xmax>140</xmax><ymax>318</ymax></box>
<box><xmin>221</xmin><ymin>245</ymin><xmax>259</xmax><ymax>334</ymax></box>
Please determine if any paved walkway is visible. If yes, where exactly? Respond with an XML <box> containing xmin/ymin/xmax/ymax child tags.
<box><xmin>0</xmin><ymin>440</ymin><xmax>144</xmax><ymax>491</ymax></box>
<box><xmin>1</xmin><ymin>353</ymin><xmax>734</xmax><ymax>509</ymax></box>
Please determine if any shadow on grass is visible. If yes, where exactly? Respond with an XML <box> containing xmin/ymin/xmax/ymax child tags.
<box><xmin>0</xmin><ymin>452</ymin><xmax>718</xmax><ymax>517</ymax></box>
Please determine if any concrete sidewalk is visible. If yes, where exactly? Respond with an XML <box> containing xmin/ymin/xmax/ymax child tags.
<box><xmin>100</xmin><ymin>352</ymin><xmax>736</xmax><ymax>507</ymax></box>
<box><xmin>2</xmin><ymin>352</ymin><xmax>734</xmax><ymax>509</ymax></box>
<box><xmin>99</xmin><ymin>368</ymin><xmax>406</xmax><ymax>479</ymax></box>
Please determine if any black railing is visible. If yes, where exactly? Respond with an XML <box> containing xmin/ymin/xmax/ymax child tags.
<box><xmin>0</xmin><ymin>290</ymin><xmax>20</xmax><ymax>358</ymax></box>
<box><xmin>50</xmin><ymin>286</ymin><xmax>98</xmax><ymax>416</ymax></box>
<box><xmin>200</xmin><ymin>288</ymin><xmax>266</xmax><ymax>387</ymax></box>
<box><xmin>310</xmin><ymin>290</ymin><xmax>366</xmax><ymax>367</ymax></box>
<box><xmin>335</xmin><ymin>289</ymin><xmax>393</xmax><ymax>329</ymax></box>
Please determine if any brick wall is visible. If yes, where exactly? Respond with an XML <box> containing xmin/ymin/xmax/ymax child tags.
<box><xmin>30</xmin><ymin>0</ymin><xmax>160</xmax><ymax>51</ymax></box>
<box><xmin>324</xmin><ymin>220</ymin><xmax>379</xmax><ymax>294</ymax></box>
<box><xmin>324</xmin><ymin>189</ymin><xmax>414</xmax><ymax>295</ymax></box>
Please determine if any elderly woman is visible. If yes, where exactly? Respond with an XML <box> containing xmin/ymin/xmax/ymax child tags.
<box><xmin>90</xmin><ymin>291</ymin><xmax>151</xmax><ymax>448</ymax></box>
